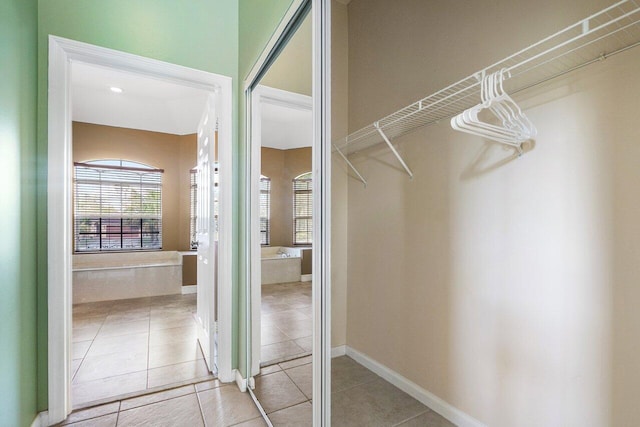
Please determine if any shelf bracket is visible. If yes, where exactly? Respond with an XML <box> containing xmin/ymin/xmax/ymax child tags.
<box><xmin>333</xmin><ymin>144</ymin><xmax>367</xmax><ymax>187</ymax></box>
<box><xmin>374</xmin><ymin>122</ymin><xmax>414</xmax><ymax>179</ymax></box>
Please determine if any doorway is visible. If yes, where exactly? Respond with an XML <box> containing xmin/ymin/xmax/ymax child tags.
<box><xmin>47</xmin><ymin>37</ymin><xmax>233</xmax><ymax>424</ymax></box>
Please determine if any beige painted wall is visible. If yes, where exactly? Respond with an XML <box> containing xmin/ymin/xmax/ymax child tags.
<box><xmin>342</xmin><ymin>0</ymin><xmax>640</xmax><ymax>426</ymax></box>
<box><xmin>261</xmin><ymin>146</ymin><xmax>312</xmax><ymax>247</ymax></box>
<box><xmin>331</xmin><ymin>0</ymin><xmax>349</xmax><ymax>348</ymax></box>
<box><xmin>260</xmin><ymin>13</ymin><xmax>312</xmax><ymax>96</ymax></box>
<box><xmin>73</xmin><ymin>122</ymin><xmax>196</xmax><ymax>254</ymax></box>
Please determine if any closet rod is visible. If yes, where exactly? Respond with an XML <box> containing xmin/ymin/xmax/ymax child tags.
<box><xmin>333</xmin><ymin>0</ymin><xmax>640</xmax><ymax>157</ymax></box>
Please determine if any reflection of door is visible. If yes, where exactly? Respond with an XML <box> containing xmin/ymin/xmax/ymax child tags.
<box><xmin>196</xmin><ymin>94</ymin><xmax>218</xmax><ymax>373</ymax></box>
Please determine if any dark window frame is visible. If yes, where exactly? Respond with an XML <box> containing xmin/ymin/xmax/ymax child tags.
<box><xmin>260</xmin><ymin>175</ymin><xmax>271</xmax><ymax>246</ymax></box>
<box><xmin>292</xmin><ymin>172</ymin><xmax>312</xmax><ymax>245</ymax></box>
<box><xmin>74</xmin><ymin>160</ymin><xmax>163</xmax><ymax>252</ymax></box>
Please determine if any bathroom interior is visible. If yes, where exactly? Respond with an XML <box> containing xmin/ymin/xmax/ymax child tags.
<box><xmin>68</xmin><ymin>19</ymin><xmax>316</xmax><ymax>411</ymax></box>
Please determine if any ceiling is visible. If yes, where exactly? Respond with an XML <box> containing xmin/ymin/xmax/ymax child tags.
<box><xmin>261</xmin><ymin>102</ymin><xmax>312</xmax><ymax>150</ymax></box>
<box><xmin>71</xmin><ymin>62</ymin><xmax>210</xmax><ymax>135</ymax></box>
<box><xmin>71</xmin><ymin>62</ymin><xmax>312</xmax><ymax>149</ymax></box>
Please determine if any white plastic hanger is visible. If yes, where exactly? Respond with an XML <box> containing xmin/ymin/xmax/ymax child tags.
<box><xmin>451</xmin><ymin>69</ymin><xmax>536</xmax><ymax>150</ymax></box>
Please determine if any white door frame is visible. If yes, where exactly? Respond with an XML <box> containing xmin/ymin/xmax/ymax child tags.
<box><xmin>243</xmin><ymin>0</ymin><xmax>332</xmax><ymax>424</ymax></box>
<box><xmin>249</xmin><ymin>85</ymin><xmax>313</xmax><ymax>376</ymax></box>
<box><xmin>47</xmin><ymin>36</ymin><xmax>234</xmax><ymax>424</ymax></box>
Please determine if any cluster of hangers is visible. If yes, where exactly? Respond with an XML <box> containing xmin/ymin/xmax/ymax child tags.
<box><xmin>451</xmin><ymin>68</ymin><xmax>537</xmax><ymax>153</ymax></box>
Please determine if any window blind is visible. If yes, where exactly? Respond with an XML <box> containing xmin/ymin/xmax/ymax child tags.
<box><xmin>260</xmin><ymin>176</ymin><xmax>271</xmax><ymax>246</ymax></box>
<box><xmin>293</xmin><ymin>173</ymin><xmax>312</xmax><ymax>245</ymax></box>
<box><xmin>74</xmin><ymin>161</ymin><xmax>163</xmax><ymax>252</ymax></box>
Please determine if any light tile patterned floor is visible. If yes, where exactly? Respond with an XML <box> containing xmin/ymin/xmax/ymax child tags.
<box><xmin>252</xmin><ymin>355</ymin><xmax>456</xmax><ymax>426</ymax></box>
<box><xmin>261</xmin><ymin>282</ymin><xmax>312</xmax><ymax>366</ymax></box>
<box><xmin>62</xmin><ymin>355</ymin><xmax>456</xmax><ymax>426</ymax></box>
<box><xmin>72</xmin><ymin>294</ymin><xmax>214</xmax><ymax>407</ymax></box>
<box><xmin>56</xmin><ymin>380</ymin><xmax>264</xmax><ymax>427</ymax></box>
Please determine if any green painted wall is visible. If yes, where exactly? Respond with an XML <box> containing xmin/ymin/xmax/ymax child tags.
<box><xmin>36</xmin><ymin>0</ymin><xmax>240</xmax><ymax>408</ymax></box>
<box><xmin>237</xmin><ymin>0</ymin><xmax>296</xmax><ymax>377</ymax></box>
<box><xmin>0</xmin><ymin>0</ymin><xmax>39</xmax><ymax>426</ymax></box>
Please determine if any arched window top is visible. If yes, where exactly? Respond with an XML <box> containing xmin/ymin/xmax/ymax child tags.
<box><xmin>260</xmin><ymin>174</ymin><xmax>270</xmax><ymax>181</ymax></box>
<box><xmin>83</xmin><ymin>159</ymin><xmax>158</xmax><ymax>170</ymax></box>
<box><xmin>294</xmin><ymin>171</ymin><xmax>312</xmax><ymax>181</ymax></box>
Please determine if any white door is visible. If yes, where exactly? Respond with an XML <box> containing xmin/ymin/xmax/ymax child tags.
<box><xmin>195</xmin><ymin>94</ymin><xmax>219</xmax><ymax>373</ymax></box>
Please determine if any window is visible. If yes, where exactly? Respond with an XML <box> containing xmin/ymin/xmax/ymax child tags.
<box><xmin>74</xmin><ymin>160</ymin><xmax>163</xmax><ymax>252</ymax></box>
<box><xmin>190</xmin><ymin>168</ymin><xmax>197</xmax><ymax>249</ymax></box>
<box><xmin>293</xmin><ymin>172</ymin><xmax>312</xmax><ymax>245</ymax></box>
<box><xmin>260</xmin><ymin>175</ymin><xmax>271</xmax><ymax>246</ymax></box>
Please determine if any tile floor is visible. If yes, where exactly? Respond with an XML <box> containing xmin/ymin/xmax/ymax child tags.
<box><xmin>62</xmin><ymin>354</ymin><xmax>455</xmax><ymax>426</ymax></box>
<box><xmin>261</xmin><ymin>282</ymin><xmax>312</xmax><ymax>366</ymax></box>
<box><xmin>253</xmin><ymin>355</ymin><xmax>456</xmax><ymax>427</ymax></box>
<box><xmin>72</xmin><ymin>294</ymin><xmax>214</xmax><ymax>407</ymax></box>
<box><xmin>55</xmin><ymin>379</ymin><xmax>265</xmax><ymax>427</ymax></box>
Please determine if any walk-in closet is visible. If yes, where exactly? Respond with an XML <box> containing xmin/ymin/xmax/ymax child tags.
<box><xmin>330</xmin><ymin>0</ymin><xmax>640</xmax><ymax>426</ymax></box>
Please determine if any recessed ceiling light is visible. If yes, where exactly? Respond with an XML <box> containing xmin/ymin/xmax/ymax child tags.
<box><xmin>110</xmin><ymin>86</ymin><xmax>123</xmax><ymax>93</ymax></box>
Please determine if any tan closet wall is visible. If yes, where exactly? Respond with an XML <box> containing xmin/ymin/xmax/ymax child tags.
<box><xmin>331</xmin><ymin>0</ymin><xmax>349</xmax><ymax>348</ymax></box>
<box><xmin>343</xmin><ymin>0</ymin><xmax>640</xmax><ymax>426</ymax></box>
<box><xmin>73</xmin><ymin>122</ymin><xmax>198</xmax><ymax>281</ymax></box>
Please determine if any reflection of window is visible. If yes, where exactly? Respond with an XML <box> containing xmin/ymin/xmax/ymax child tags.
<box><xmin>190</xmin><ymin>168</ymin><xmax>197</xmax><ymax>249</ymax></box>
<box><xmin>260</xmin><ymin>175</ymin><xmax>271</xmax><ymax>246</ymax></box>
<box><xmin>293</xmin><ymin>172</ymin><xmax>312</xmax><ymax>245</ymax></box>
<box><xmin>74</xmin><ymin>160</ymin><xmax>163</xmax><ymax>252</ymax></box>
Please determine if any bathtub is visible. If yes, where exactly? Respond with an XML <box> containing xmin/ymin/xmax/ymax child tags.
<box><xmin>261</xmin><ymin>246</ymin><xmax>302</xmax><ymax>285</ymax></box>
<box><xmin>72</xmin><ymin>251</ymin><xmax>182</xmax><ymax>303</ymax></box>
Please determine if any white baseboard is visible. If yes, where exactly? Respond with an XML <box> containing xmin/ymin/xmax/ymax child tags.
<box><xmin>235</xmin><ymin>369</ymin><xmax>247</xmax><ymax>392</ymax></box>
<box><xmin>181</xmin><ymin>285</ymin><xmax>197</xmax><ymax>294</ymax></box>
<box><xmin>331</xmin><ymin>345</ymin><xmax>346</xmax><ymax>357</ymax></box>
<box><xmin>300</xmin><ymin>274</ymin><xmax>312</xmax><ymax>282</ymax></box>
<box><xmin>31</xmin><ymin>411</ymin><xmax>49</xmax><ymax>427</ymax></box>
<box><xmin>345</xmin><ymin>346</ymin><xmax>486</xmax><ymax>427</ymax></box>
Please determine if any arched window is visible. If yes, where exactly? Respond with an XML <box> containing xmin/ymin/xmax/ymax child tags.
<box><xmin>260</xmin><ymin>175</ymin><xmax>271</xmax><ymax>246</ymax></box>
<box><xmin>73</xmin><ymin>159</ymin><xmax>163</xmax><ymax>252</ymax></box>
<box><xmin>292</xmin><ymin>172</ymin><xmax>312</xmax><ymax>245</ymax></box>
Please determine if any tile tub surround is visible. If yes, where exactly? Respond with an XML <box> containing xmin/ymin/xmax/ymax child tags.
<box><xmin>261</xmin><ymin>246</ymin><xmax>302</xmax><ymax>285</ymax></box>
<box><xmin>71</xmin><ymin>294</ymin><xmax>215</xmax><ymax>407</ymax></box>
<box><xmin>72</xmin><ymin>251</ymin><xmax>183</xmax><ymax>303</ymax></box>
<box><xmin>261</xmin><ymin>282</ymin><xmax>312</xmax><ymax>366</ymax></box>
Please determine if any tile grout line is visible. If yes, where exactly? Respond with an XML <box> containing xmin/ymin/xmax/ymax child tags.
<box><xmin>194</xmin><ymin>385</ymin><xmax>209</xmax><ymax>427</ymax></box>
<box><xmin>391</xmin><ymin>408</ymin><xmax>432</xmax><ymax>427</ymax></box>
<box><xmin>281</xmin><ymin>365</ymin><xmax>312</xmax><ymax>401</ymax></box>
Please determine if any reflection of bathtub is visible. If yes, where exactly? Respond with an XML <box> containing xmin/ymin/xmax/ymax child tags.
<box><xmin>261</xmin><ymin>247</ymin><xmax>302</xmax><ymax>285</ymax></box>
<box><xmin>72</xmin><ymin>251</ymin><xmax>182</xmax><ymax>303</ymax></box>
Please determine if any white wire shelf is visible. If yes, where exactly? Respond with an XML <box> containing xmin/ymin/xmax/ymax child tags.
<box><xmin>334</xmin><ymin>0</ymin><xmax>640</xmax><ymax>157</ymax></box>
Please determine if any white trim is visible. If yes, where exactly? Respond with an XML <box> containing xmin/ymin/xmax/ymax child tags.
<box><xmin>249</xmin><ymin>86</ymin><xmax>313</xmax><ymax>377</ymax></box>
<box><xmin>345</xmin><ymin>346</ymin><xmax>487</xmax><ymax>427</ymax></box>
<box><xmin>243</xmin><ymin>0</ymin><xmax>308</xmax><ymax>91</ymax></box>
<box><xmin>255</xmin><ymin>85</ymin><xmax>313</xmax><ymax>111</ymax></box>
<box><xmin>300</xmin><ymin>274</ymin><xmax>312</xmax><ymax>282</ymax></box>
<box><xmin>30</xmin><ymin>411</ymin><xmax>49</xmax><ymax>427</ymax></box>
<box><xmin>47</xmin><ymin>36</ymin><xmax>235</xmax><ymax>423</ymax></box>
<box><xmin>249</xmin><ymin>85</ymin><xmax>262</xmax><ymax>377</ymax></box>
<box><xmin>331</xmin><ymin>345</ymin><xmax>346</xmax><ymax>358</ymax></box>
<box><xmin>312</xmin><ymin>1</ymin><xmax>332</xmax><ymax>426</ymax></box>
<box><xmin>181</xmin><ymin>285</ymin><xmax>197</xmax><ymax>295</ymax></box>
<box><xmin>235</xmin><ymin>369</ymin><xmax>248</xmax><ymax>392</ymax></box>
